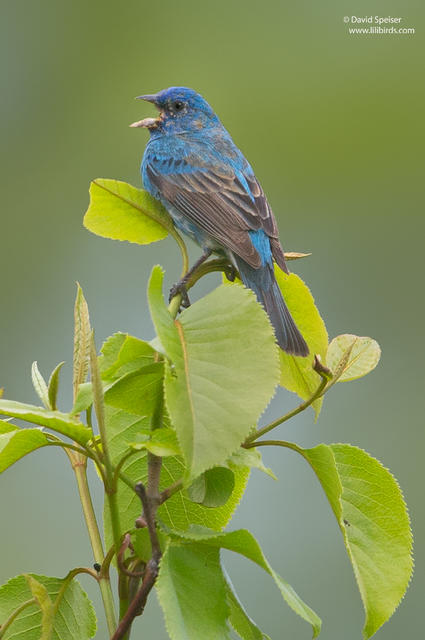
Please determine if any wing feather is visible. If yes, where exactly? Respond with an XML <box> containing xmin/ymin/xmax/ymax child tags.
<box><xmin>145</xmin><ymin>154</ymin><xmax>285</xmax><ymax>269</ymax></box>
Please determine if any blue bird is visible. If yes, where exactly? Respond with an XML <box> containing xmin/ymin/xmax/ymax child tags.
<box><xmin>131</xmin><ymin>87</ymin><xmax>308</xmax><ymax>356</ymax></box>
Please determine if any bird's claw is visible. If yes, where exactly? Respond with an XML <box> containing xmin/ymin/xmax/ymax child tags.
<box><xmin>224</xmin><ymin>264</ymin><xmax>237</xmax><ymax>282</ymax></box>
<box><xmin>169</xmin><ymin>282</ymin><xmax>191</xmax><ymax>309</ymax></box>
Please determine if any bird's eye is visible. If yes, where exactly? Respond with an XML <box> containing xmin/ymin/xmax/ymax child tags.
<box><xmin>173</xmin><ymin>100</ymin><xmax>184</xmax><ymax>111</ymax></box>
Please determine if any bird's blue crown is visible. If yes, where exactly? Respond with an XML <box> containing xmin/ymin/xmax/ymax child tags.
<box><xmin>138</xmin><ymin>86</ymin><xmax>221</xmax><ymax>135</ymax></box>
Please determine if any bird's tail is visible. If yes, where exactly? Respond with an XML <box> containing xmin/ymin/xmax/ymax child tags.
<box><xmin>234</xmin><ymin>256</ymin><xmax>309</xmax><ymax>357</ymax></box>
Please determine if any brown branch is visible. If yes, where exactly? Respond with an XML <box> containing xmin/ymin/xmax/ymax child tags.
<box><xmin>135</xmin><ymin>475</ymin><xmax>162</xmax><ymax>559</ymax></box>
<box><xmin>117</xmin><ymin>534</ymin><xmax>145</xmax><ymax>579</ymax></box>
<box><xmin>111</xmin><ymin>455</ymin><xmax>162</xmax><ymax>639</ymax></box>
<box><xmin>111</xmin><ymin>556</ymin><xmax>159</xmax><ymax>639</ymax></box>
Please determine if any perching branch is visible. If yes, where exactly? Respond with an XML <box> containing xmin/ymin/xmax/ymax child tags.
<box><xmin>168</xmin><ymin>251</ymin><xmax>311</xmax><ymax>319</ymax></box>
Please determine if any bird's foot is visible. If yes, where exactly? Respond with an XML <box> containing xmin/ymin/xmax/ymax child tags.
<box><xmin>169</xmin><ymin>281</ymin><xmax>191</xmax><ymax>309</ymax></box>
<box><xmin>224</xmin><ymin>264</ymin><xmax>237</xmax><ymax>282</ymax></box>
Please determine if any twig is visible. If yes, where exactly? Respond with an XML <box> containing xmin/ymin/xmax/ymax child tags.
<box><xmin>111</xmin><ymin>480</ymin><xmax>162</xmax><ymax>639</ymax></box>
<box><xmin>135</xmin><ymin>480</ymin><xmax>162</xmax><ymax>560</ymax></box>
<box><xmin>117</xmin><ymin>534</ymin><xmax>144</xmax><ymax>578</ymax></box>
<box><xmin>111</xmin><ymin>556</ymin><xmax>159</xmax><ymax>639</ymax></box>
<box><xmin>244</xmin><ymin>355</ymin><xmax>332</xmax><ymax>446</ymax></box>
<box><xmin>160</xmin><ymin>478</ymin><xmax>183</xmax><ymax>503</ymax></box>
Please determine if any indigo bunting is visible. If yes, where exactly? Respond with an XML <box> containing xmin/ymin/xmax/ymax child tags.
<box><xmin>131</xmin><ymin>87</ymin><xmax>308</xmax><ymax>356</ymax></box>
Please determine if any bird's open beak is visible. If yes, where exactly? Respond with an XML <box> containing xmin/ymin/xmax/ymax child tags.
<box><xmin>130</xmin><ymin>94</ymin><xmax>162</xmax><ymax>129</ymax></box>
<box><xmin>136</xmin><ymin>94</ymin><xmax>159</xmax><ymax>104</ymax></box>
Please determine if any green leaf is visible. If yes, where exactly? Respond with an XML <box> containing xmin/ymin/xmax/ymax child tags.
<box><xmin>104</xmin><ymin>407</ymin><xmax>249</xmax><ymax>545</ymax></box>
<box><xmin>167</xmin><ymin>526</ymin><xmax>321</xmax><ymax>638</ymax></box>
<box><xmin>71</xmin><ymin>382</ymin><xmax>94</xmax><ymax>416</ymax></box>
<box><xmin>224</xmin><ymin>571</ymin><xmax>270</xmax><ymax>640</ymax></box>
<box><xmin>0</xmin><ymin>421</ymin><xmax>16</xmax><ymax>434</ymax></box>
<box><xmin>24</xmin><ymin>575</ymin><xmax>54</xmax><ymax>640</ymax></box>
<box><xmin>31</xmin><ymin>362</ymin><xmax>50</xmax><ymax>410</ymax></box>
<box><xmin>0</xmin><ymin>426</ymin><xmax>49</xmax><ymax>473</ymax></box>
<box><xmin>84</xmin><ymin>179</ymin><xmax>172</xmax><ymax>245</ymax></box>
<box><xmin>130</xmin><ymin>427</ymin><xmax>181</xmax><ymax>457</ymax></box>
<box><xmin>73</xmin><ymin>284</ymin><xmax>91</xmax><ymax>401</ymax></box>
<box><xmin>275</xmin><ymin>268</ymin><xmax>328</xmax><ymax>417</ymax></box>
<box><xmin>187</xmin><ymin>467</ymin><xmax>235</xmax><ymax>508</ymax></box>
<box><xmin>0</xmin><ymin>400</ymin><xmax>91</xmax><ymax>445</ymax></box>
<box><xmin>227</xmin><ymin>447</ymin><xmax>276</xmax><ymax>480</ymax></box>
<box><xmin>0</xmin><ymin>574</ymin><xmax>96</xmax><ymax>639</ymax></box>
<box><xmin>303</xmin><ymin>443</ymin><xmax>413</xmax><ymax>638</ymax></box>
<box><xmin>132</xmin><ymin>528</ymin><xmax>152</xmax><ymax>563</ymax></box>
<box><xmin>99</xmin><ymin>332</ymin><xmax>156</xmax><ymax>381</ymax></box>
<box><xmin>148</xmin><ymin>266</ymin><xmax>280</xmax><ymax>480</ymax></box>
<box><xmin>47</xmin><ymin>361</ymin><xmax>65</xmax><ymax>411</ymax></box>
<box><xmin>156</xmin><ymin>541</ymin><xmax>231</xmax><ymax>640</ymax></box>
<box><xmin>326</xmin><ymin>334</ymin><xmax>381</xmax><ymax>383</ymax></box>
<box><xmin>104</xmin><ymin>362</ymin><xmax>164</xmax><ymax>417</ymax></box>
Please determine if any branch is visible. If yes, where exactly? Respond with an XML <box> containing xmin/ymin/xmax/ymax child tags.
<box><xmin>160</xmin><ymin>478</ymin><xmax>184</xmax><ymax>504</ymax></box>
<box><xmin>117</xmin><ymin>534</ymin><xmax>144</xmax><ymax>578</ymax></box>
<box><xmin>111</xmin><ymin>556</ymin><xmax>159</xmax><ymax>640</ymax></box>
<box><xmin>112</xmin><ymin>396</ymin><xmax>164</xmax><ymax>639</ymax></box>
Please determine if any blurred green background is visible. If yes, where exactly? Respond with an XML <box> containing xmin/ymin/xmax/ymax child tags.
<box><xmin>1</xmin><ymin>0</ymin><xmax>423</xmax><ymax>637</ymax></box>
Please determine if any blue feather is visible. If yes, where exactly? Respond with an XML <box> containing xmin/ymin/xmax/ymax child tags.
<box><xmin>138</xmin><ymin>87</ymin><xmax>308</xmax><ymax>356</ymax></box>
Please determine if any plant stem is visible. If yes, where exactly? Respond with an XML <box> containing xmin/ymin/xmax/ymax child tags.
<box><xmin>90</xmin><ymin>335</ymin><xmax>122</xmax><ymax>555</ymax></box>
<box><xmin>0</xmin><ymin>598</ymin><xmax>36</xmax><ymax>638</ymax></box>
<box><xmin>45</xmin><ymin>440</ymin><xmax>95</xmax><ymax>457</ymax></box>
<box><xmin>248</xmin><ymin>439</ymin><xmax>316</xmax><ymax>472</ymax></box>
<box><xmin>90</xmin><ymin>333</ymin><xmax>130</xmax><ymax>637</ymax></box>
<box><xmin>169</xmin><ymin>227</ymin><xmax>189</xmax><ymax>278</ymax></box>
<box><xmin>167</xmin><ymin>257</ymin><xmax>231</xmax><ymax>319</ymax></box>
<box><xmin>244</xmin><ymin>355</ymin><xmax>331</xmax><ymax>445</ymax></box>
<box><xmin>51</xmin><ymin>567</ymin><xmax>98</xmax><ymax>619</ymax></box>
<box><xmin>160</xmin><ymin>478</ymin><xmax>183</xmax><ymax>503</ymax></box>
<box><xmin>69</xmin><ymin>451</ymin><xmax>117</xmax><ymax>636</ymax></box>
<box><xmin>247</xmin><ymin>439</ymin><xmax>305</xmax><ymax>455</ymax></box>
<box><xmin>112</xmin><ymin>450</ymin><xmax>140</xmax><ymax>490</ymax></box>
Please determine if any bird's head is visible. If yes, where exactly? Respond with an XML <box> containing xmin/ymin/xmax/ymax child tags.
<box><xmin>130</xmin><ymin>87</ymin><xmax>219</xmax><ymax>134</ymax></box>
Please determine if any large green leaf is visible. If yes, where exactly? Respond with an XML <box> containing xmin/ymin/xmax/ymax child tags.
<box><xmin>326</xmin><ymin>334</ymin><xmax>381</xmax><ymax>383</ymax></box>
<box><xmin>84</xmin><ymin>179</ymin><xmax>172</xmax><ymax>245</ymax></box>
<box><xmin>275</xmin><ymin>268</ymin><xmax>328</xmax><ymax>417</ymax></box>
<box><xmin>0</xmin><ymin>574</ymin><xmax>96</xmax><ymax>639</ymax></box>
<box><xmin>156</xmin><ymin>541</ymin><xmax>230</xmax><ymax>640</ymax></box>
<box><xmin>0</xmin><ymin>424</ymin><xmax>49</xmax><ymax>472</ymax></box>
<box><xmin>148</xmin><ymin>266</ymin><xmax>280</xmax><ymax>480</ymax></box>
<box><xmin>103</xmin><ymin>407</ymin><xmax>249</xmax><ymax>548</ymax></box>
<box><xmin>302</xmin><ymin>443</ymin><xmax>413</xmax><ymax>638</ymax></box>
<box><xmin>0</xmin><ymin>400</ymin><xmax>91</xmax><ymax>445</ymax></box>
<box><xmin>166</xmin><ymin>525</ymin><xmax>321</xmax><ymax>638</ymax></box>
